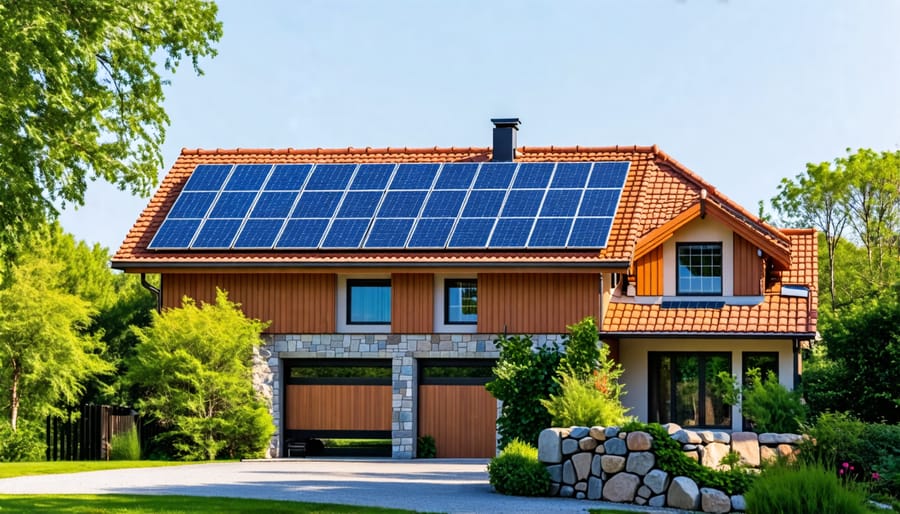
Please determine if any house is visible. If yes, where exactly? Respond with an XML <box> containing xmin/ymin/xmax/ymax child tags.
<box><xmin>112</xmin><ymin>118</ymin><xmax>818</xmax><ymax>458</ymax></box>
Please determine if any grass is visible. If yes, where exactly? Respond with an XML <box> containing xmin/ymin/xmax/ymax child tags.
<box><xmin>0</xmin><ymin>495</ymin><xmax>413</xmax><ymax>513</ymax></box>
<box><xmin>0</xmin><ymin>461</ymin><xmax>205</xmax><ymax>479</ymax></box>
<box><xmin>323</xmin><ymin>439</ymin><xmax>391</xmax><ymax>448</ymax></box>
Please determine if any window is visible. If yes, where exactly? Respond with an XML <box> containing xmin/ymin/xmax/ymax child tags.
<box><xmin>742</xmin><ymin>352</ymin><xmax>778</xmax><ymax>385</ymax></box>
<box><xmin>677</xmin><ymin>243</ymin><xmax>722</xmax><ymax>295</ymax></box>
<box><xmin>347</xmin><ymin>279</ymin><xmax>391</xmax><ymax>324</ymax></box>
<box><xmin>649</xmin><ymin>352</ymin><xmax>732</xmax><ymax>428</ymax></box>
<box><xmin>445</xmin><ymin>279</ymin><xmax>477</xmax><ymax>324</ymax></box>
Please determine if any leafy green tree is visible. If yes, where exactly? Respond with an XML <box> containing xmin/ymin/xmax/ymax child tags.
<box><xmin>128</xmin><ymin>289</ymin><xmax>273</xmax><ymax>460</ymax></box>
<box><xmin>0</xmin><ymin>0</ymin><xmax>222</xmax><ymax>255</ymax></box>
<box><xmin>559</xmin><ymin>316</ymin><xmax>600</xmax><ymax>380</ymax></box>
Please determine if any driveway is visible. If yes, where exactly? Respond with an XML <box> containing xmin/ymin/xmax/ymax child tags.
<box><xmin>0</xmin><ymin>459</ymin><xmax>683</xmax><ymax>513</ymax></box>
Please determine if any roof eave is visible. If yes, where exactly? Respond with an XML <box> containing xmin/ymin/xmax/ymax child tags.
<box><xmin>600</xmin><ymin>331</ymin><xmax>817</xmax><ymax>339</ymax></box>
<box><xmin>111</xmin><ymin>259</ymin><xmax>632</xmax><ymax>272</ymax></box>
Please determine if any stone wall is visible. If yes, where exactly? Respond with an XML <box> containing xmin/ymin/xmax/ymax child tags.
<box><xmin>538</xmin><ymin>425</ymin><xmax>802</xmax><ymax>513</ymax></box>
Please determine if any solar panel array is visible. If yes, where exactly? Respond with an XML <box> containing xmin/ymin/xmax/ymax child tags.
<box><xmin>148</xmin><ymin>161</ymin><xmax>630</xmax><ymax>250</ymax></box>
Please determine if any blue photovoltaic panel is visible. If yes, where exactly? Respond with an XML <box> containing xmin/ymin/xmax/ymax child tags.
<box><xmin>502</xmin><ymin>190</ymin><xmax>544</xmax><ymax>217</ymax></box>
<box><xmin>364</xmin><ymin>218</ymin><xmax>415</xmax><ymax>248</ymax></box>
<box><xmin>462</xmin><ymin>190</ymin><xmax>505</xmax><ymax>217</ymax></box>
<box><xmin>448</xmin><ymin>218</ymin><xmax>495</xmax><ymax>248</ymax></box>
<box><xmin>661</xmin><ymin>301</ymin><xmax>726</xmax><ymax>309</ymax></box>
<box><xmin>490</xmin><ymin>218</ymin><xmax>533</xmax><ymax>247</ymax></box>
<box><xmin>474</xmin><ymin>162</ymin><xmax>516</xmax><ymax>189</ymax></box>
<box><xmin>422</xmin><ymin>190</ymin><xmax>466</xmax><ymax>217</ymax></box>
<box><xmin>513</xmin><ymin>163</ymin><xmax>553</xmax><ymax>188</ymax></box>
<box><xmin>224</xmin><ymin>164</ymin><xmax>271</xmax><ymax>191</ymax></box>
<box><xmin>351</xmin><ymin>164</ymin><xmax>394</xmax><ymax>190</ymax></box>
<box><xmin>167</xmin><ymin>192</ymin><xmax>216</xmax><ymax>218</ymax></box>
<box><xmin>233</xmin><ymin>219</ymin><xmax>283</xmax><ymax>248</ymax></box>
<box><xmin>276</xmin><ymin>219</ymin><xmax>328</xmax><ymax>248</ymax></box>
<box><xmin>192</xmin><ymin>219</ymin><xmax>242</xmax><ymax>248</ymax></box>
<box><xmin>265</xmin><ymin>164</ymin><xmax>311</xmax><ymax>190</ymax></box>
<box><xmin>578</xmin><ymin>189</ymin><xmax>621</xmax><ymax>217</ymax></box>
<box><xmin>208</xmin><ymin>192</ymin><xmax>257</xmax><ymax>218</ymax></box>
<box><xmin>529</xmin><ymin>218</ymin><xmax>573</xmax><ymax>248</ymax></box>
<box><xmin>389</xmin><ymin>163</ymin><xmax>439</xmax><ymax>190</ymax></box>
<box><xmin>434</xmin><ymin>163</ymin><xmax>477</xmax><ymax>189</ymax></box>
<box><xmin>408</xmin><ymin>218</ymin><xmax>454</xmax><ymax>248</ymax></box>
<box><xmin>249</xmin><ymin>192</ymin><xmax>297</xmax><ymax>218</ymax></box>
<box><xmin>291</xmin><ymin>191</ymin><xmax>342</xmax><ymax>218</ymax></box>
<box><xmin>182</xmin><ymin>164</ymin><xmax>232</xmax><ymax>191</ymax></box>
<box><xmin>148</xmin><ymin>219</ymin><xmax>201</xmax><ymax>248</ymax></box>
<box><xmin>377</xmin><ymin>191</ymin><xmax>427</xmax><ymax>218</ymax></box>
<box><xmin>568</xmin><ymin>217</ymin><xmax>613</xmax><ymax>247</ymax></box>
<box><xmin>337</xmin><ymin>191</ymin><xmax>382</xmax><ymax>218</ymax></box>
<box><xmin>305</xmin><ymin>164</ymin><xmax>356</xmax><ymax>190</ymax></box>
<box><xmin>321</xmin><ymin>219</ymin><xmax>370</xmax><ymax>248</ymax></box>
<box><xmin>541</xmin><ymin>189</ymin><xmax>582</xmax><ymax>217</ymax></box>
<box><xmin>551</xmin><ymin>163</ymin><xmax>591</xmax><ymax>189</ymax></box>
<box><xmin>588</xmin><ymin>162</ymin><xmax>630</xmax><ymax>188</ymax></box>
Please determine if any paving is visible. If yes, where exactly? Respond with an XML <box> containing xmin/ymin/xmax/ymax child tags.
<box><xmin>0</xmin><ymin>458</ymin><xmax>684</xmax><ymax>513</ymax></box>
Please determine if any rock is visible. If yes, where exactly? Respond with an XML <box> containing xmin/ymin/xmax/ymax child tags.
<box><xmin>626</xmin><ymin>431</ymin><xmax>653</xmax><ymax>451</ymax></box>
<box><xmin>662</xmin><ymin>422</ymin><xmax>682</xmax><ymax>435</ymax></box>
<box><xmin>574</xmin><ymin>482</ymin><xmax>587</xmax><ymax>492</ymax></box>
<box><xmin>549</xmin><ymin>483</ymin><xmax>560</xmax><ymax>496</ymax></box>
<box><xmin>601</xmin><ymin>455</ymin><xmax>626</xmax><ymax>473</ymax></box>
<box><xmin>538</xmin><ymin>429</ymin><xmax>563</xmax><ymax>463</ymax></box>
<box><xmin>777</xmin><ymin>443</ymin><xmax>797</xmax><ymax>460</ymax></box>
<box><xmin>698</xmin><ymin>430</ymin><xmax>715</xmax><ymax>443</ymax></box>
<box><xmin>758</xmin><ymin>432</ymin><xmax>800</xmax><ymax>445</ymax></box>
<box><xmin>603</xmin><ymin>472</ymin><xmax>640</xmax><ymax>502</ymax></box>
<box><xmin>712</xmin><ymin>431</ymin><xmax>731</xmax><ymax>444</ymax></box>
<box><xmin>649</xmin><ymin>494</ymin><xmax>666</xmax><ymax>507</ymax></box>
<box><xmin>569</xmin><ymin>426</ymin><xmax>590</xmax><ymax>439</ymax></box>
<box><xmin>563</xmin><ymin>460</ymin><xmax>576</xmax><ymax>484</ymax></box>
<box><xmin>683</xmin><ymin>444</ymin><xmax>699</xmax><ymax>451</ymax></box>
<box><xmin>760</xmin><ymin>445</ymin><xmax>777</xmax><ymax>463</ymax></box>
<box><xmin>626</xmin><ymin>451</ymin><xmax>655</xmax><ymax>475</ymax></box>
<box><xmin>560</xmin><ymin>485</ymin><xmax>574</xmax><ymax>497</ymax></box>
<box><xmin>634</xmin><ymin>496</ymin><xmax>647</xmax><ymax>505</ymax></box>
<box><xmin>644</xmin><ymin>469</ymin><xmax>670</xmax><ymax>494</ymax></box>
<box><xmin>589</xmin><ymin>426</ymin><xmax>607</xmax><ymax>441</ymax></box>
<box><xmin>684</xmin><ymin>450</ymin><xmax>699</xmax><ymax>462</ymax></box>
<box><xmin>588</xmin><ymin>476</ymin><xmax>603</xmax><ymax>500</ymax></box>
<box><xmin>667</xmin><ymin>476</ymin><xmax>700</xmax><ymax>510</ymax></box>
<box><xmin>604</xmin><ymin>426</ymin><xmax>620</xmax><ymax>439</ymax></box>
<box><xmin>575</xmin><ymin>491</ymin><xmax>585</xmax><ymax>499</ymax></box>
<box><xmin>731</xmin><ymin>494</ymin><xmax>747</xmax><ymax>511</ymax></box>
<box><xmin>731</xmin><ymin>432</ymin><xmax>760</xmax><ymax>467</ymax></box>
<box><xmin>673</xmin><ymin>429</ymin><xmax>703</xmax><ymax>444</ymax></box>
<box><xmin>701</xmin><ymin>488</ymin><xmax>732</xmax><ymax>513</ymax></box>
<box><xmin>562</xmin><ymin>438</ymin><xmax>580</xmax><ymax>455</ymax></box>
<box><xmin>573</xmin><ymin>452</ymin><xmax>592</xmax><ymax>480</ymax></box>
<box><xmin>594</xmin><ymin>445</ymin><xmax>605</xmax><ymax>454</ymax></box>
<box><xmin>578</xmin><ymin>436</ymin><xmax>598</xmax><ymax>451</ymax></box>
<box><xmin>604</xmin><ymin>437</ymin><xmax>627</xmax><ymax>455</ymax></box>
<box><xmin>591</xmin><ymin>455</ymin><xmax>603</xmax><ymax>476</ymax></box>
<box><xmin>637</xmin><ymin>485</ymin><xmax>651</xmax><ymax>499</ymax></box>
<box><xmin>546</xmin><ymin>464</ymin><xmax>562</xmax><ymax>483</ymax></box>
<box><xmin>758</xmin><ymin>433</ymin><xmax>778</xmax><ymax>445</ymax></box>
<box><xmin>701</xmin><ymin>442</ymin><xmax>730</xmax><ymax>470</ymax></box>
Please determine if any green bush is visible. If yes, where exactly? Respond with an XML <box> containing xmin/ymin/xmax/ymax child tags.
<box><xmin>417</xmin><ymin>435</ymin><xmax>436</xmax><ymax>458</ymax></box>
<box><xmin>0</xmin><ymin>420</ymin><xmax>46</xmax><ymax>462</ymax></box>
<box><xmin>741</xmin><ymin>370</ymin><xmax>807</xmax><ymax>433</ymax></box>
<box><xmin>109</xmin><ymin>428</ymin><xmax>141</xmax><ymax>460</ymax></box>
<box><xmin>541</xmin><ymin>371</ymin><xmax>630</xmax><ymax>428</ymax></box>
<box><xmin>487</xmin><ymin>439</ymin><xmax>550</xmax><ymax>496</ymax></box>
<box><xmin>745</xmin><ymin>460</ymin><xmax>868</xmax><ymax>514</ymax></box>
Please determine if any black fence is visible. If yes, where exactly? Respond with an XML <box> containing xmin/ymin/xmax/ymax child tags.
<box><xmin>45</xmin><ymin>404</ymin><xmax>144</xmax><ymax>461</ymax></box>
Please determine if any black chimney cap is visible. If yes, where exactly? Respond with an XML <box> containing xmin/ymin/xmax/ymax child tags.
<box><xmin>491</xmin><ymin>117</ymin><xmax>520</xmax><ymax>162</ymax></box>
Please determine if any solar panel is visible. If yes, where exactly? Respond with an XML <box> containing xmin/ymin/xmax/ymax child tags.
<box><xmin>233</xmin><ymin>219</ymin><xmax>283</xmax><ymax>249</ymax></box>
<box><xmin>551</xmin><ymin>163</ymin><xmax>591</xmax><ymax>189</ymax></box>
<box><xmin>208</xmin><ymin>192</ymin><xmax>257</xmax><ymax>219</ymax></box>
<box><xmin>390</xmin><ymin>163</ymin><xmax>439</xmax><ymax>190</ymax></box>
<box><xmin>502</xmin><ymin>190</ymin><xmax>544</xmax><ymax>217</ymax></box>
<box><xmin>192</xmin><ymin>219</ymin><xmax>242</xmax><ymax>248</ymax></box>
<box><xmin>434</xmin><ymin>163</ymin><xmax>477</xmax><ymax>189</ymax></box>
<box><xmin>377</xmin><ymin>191</ymin><xmax>426</xmax><ymax>218</ymax></box>
<box><xmin>149</xmin><ymin>219</ymin><xmax>201</xmax><ymax>248</ymax></box>
<box><xmin>291</xmin><ymin>191</ymin><xmax>342</xmax><ymax>218</ymax></box>
<box><xmin>568</xmin><ymin>217</ymin><xmax>613</xmax><ymax>247</ymax></box>
<box><xmin>321</xmin><ymin>219</ymin><xmax>370</xmax><ymax>248</ymax></box>
<box><xmin>351</xmin><ymin>164</ymin><xmax>395</xmax><ymax>190</ymax></box>
<box><xmin>305</xmin><ymin>164</ymin><xmax>356</xmax><ymax>190</ymax></box>
<box><xmin>588</xmin><ymin>162</ymin><xmax>629</xmax><ymax>188</ymax></box>
<box><xmin>513</xmin><ymin>163</ymin><xmax>553</xmax><ymax>188</ymax></box>
<box><xmin>422</xmin><ymin>190</ymin><xmax>466</xmax><ymax>217</ymax></box>
<box><xmin>364</xmin><ymin>218</ymin><xmax>414</xmax><ymax>248</ymax></box>
<box><xmin>224</xmin><ymin>164</ymin><xmax>271</xmax><ymax>191</ymax></box>
<box><xmin>448</xmin><ymin>218</ymin><xmax>495</xmax><ymax>248</ymax></box>
<box><xmin>337</xmin><ymin>191</ymin><xmax>382</xmax><ymax>218</ymax></box>
<box><xmin>579</xmin><ymin>189</ymin><xmax>621</xmax><ymax>217</ymax></box>
<box><xmin>462</xmin><ymin>190</ymin><xmax>505</xmax><ymax>217</ymax></box>
<box><xmin>167</xmin><ymin>192</ymin><xmax>217</xmax><ymax>219</ymax></box>
<box><xmin>250</xmin><ymin>192</ymin><xmax>297</xmax><ymax>218</ymax></box>
<box><xmin>490</xmin><ymin>218</ymin><xmax>533</xmax><ymax>247</ymax></box>
<box><xmin>474</xmin><ymin>162</ymin><xmax>516</xmax><ymax>189</ymax></box>
<box><xmin>407</xmin><ymin>218</ymin><xmax>454</xmax><ymax>248</ymax></box>
<box><xmin>182</xmin><ymin>164</ymin><xmax>232</xmax><ymax>191</ymax></box>
<box><xmin>265</xmin><ymin>164</ymin><xmax>311</xmax><ymax>191</ymax></box>
<box><xmin>276</xmin><ymin>219</ymin><xmax>328</xmax><ymax>248</ymax></box>
<box><xmin>541</xmin><ymin>189</ymin><xmax>582</xmax><ymax>216</ymax></box>
<box><xmin>529</xmin><ymin>218</ymin><xmax>572</xmax><ymax>248</ymax></box>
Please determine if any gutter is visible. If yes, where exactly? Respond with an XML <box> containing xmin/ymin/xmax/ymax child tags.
<box><xmin>112</xmin><ymin>260</ymin><xmax>632</xmax><ymax>271</ymax></box>
<box><xmin>140</xmin><ymin>273</ymin><xmax>162</xmax><ymax>313</ymax></box>
<box><xmin>600</xmin><ymin>331</ymin><xmax>818</xmax><ymax>340</ymax></box>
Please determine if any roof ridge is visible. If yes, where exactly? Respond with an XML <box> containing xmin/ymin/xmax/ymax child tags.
<box><xmin>180</xmin><ymin>146</ymin><xmax>493</xmax><ymax>156</ymax></box>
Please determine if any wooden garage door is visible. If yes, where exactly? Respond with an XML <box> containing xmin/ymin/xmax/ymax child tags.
<box><xmin>418</xmin><ymin>360</ymin><xmax>497</xmax><ymax>458</ymax></box>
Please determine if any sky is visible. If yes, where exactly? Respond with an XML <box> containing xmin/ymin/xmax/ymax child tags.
<box><xmin>59</xmin><ymin>0</ymin><xmax>900</xmax><ymax>253</ymax></box>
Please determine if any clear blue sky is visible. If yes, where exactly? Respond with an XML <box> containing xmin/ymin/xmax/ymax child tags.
<box><xmin>59</xmin><ymin>0</ymin><xmax>900</xmax><ymax>252</ymax></box>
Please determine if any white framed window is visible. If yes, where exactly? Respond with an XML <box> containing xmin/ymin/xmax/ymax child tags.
<box><xmin>676</xmin><ymin>243</ymin><xmax>722</xmax><ymax>295</ymax></box>
<box><xmin>444</xmin><ymin>278</ymin><xmax>477</xmax><ymax>324</ymax></box>
<box><xmin>347</xmin><ymin>279</ymin><xmax>391</xmax><ymax>324</ymax></box>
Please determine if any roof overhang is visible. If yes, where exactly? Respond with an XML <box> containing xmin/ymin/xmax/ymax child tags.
<box><xmin>600</xmin><ymin>331</ymin><xmax>817</xmax><ymax>340</ymax></box>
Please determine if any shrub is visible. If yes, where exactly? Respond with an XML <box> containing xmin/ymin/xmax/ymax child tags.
<box><xmin>741</xmin><ymin>369</ymin><xmax>807</xmax><ymax>433</ymax></box>
<box><xmin>0</xmin><ymin>420</ymin><xmax>45</xmax><ymax>462</ymax></box>
<box><xmin>109</xmin><ymin>428</ymin><xmax>141</xmax><ymax>460</ymax></box>
<box><xmin>745</xmin><ymin>460</ymin><xmax>868</xmax><ymax>514</ymax></box>
<box><xmin>559</xmin><ymin>317</ymin><xmax>601</xmax><ymax>379</ymax></box>
<box><xmin>487</xmin><ymin>439</ymin><xmax>550</xmax><ymax>496</ymax></box>
<box><xmin>417</xmin><ymin>435</ymin><xmax>436</xmax><ymax>458</ymax></box>
<box><xmin>541</xmin><ymin>371</ymin><xmax>630</xmax><ymax>428</ymax></box>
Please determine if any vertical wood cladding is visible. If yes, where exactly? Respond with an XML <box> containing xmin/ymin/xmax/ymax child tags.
<box><xmin>284</xmin><ymin>385</ymin><xmax>391</xmax><ymax>431</ymax></box>
<box><xmin>418</xmin><ymin>385</ymin><xmax>497</xmax><ymax>458</ymax></box>
<box><xmin>478</xmin><ymin>273</ymin><xmax>600</xmax><ymax>334</ymax></box>
<box><xmin>733</xmin><ymin>234</ymin><xmax>763</xmax><ymax>296</ymax></box>
<box><xmin>635</xmin><ymin>245</ymin><xmax>664</xmax><ymax>296</ymax></box>
<box><xmin>161</xmin><ymin>273</ymin><xmax>336</xmax><ymax>333</ymax></box>
<box><xmin>391</xmin><ymin>273</ymin><xmax>434</xmax><ymax>334</ymax></box>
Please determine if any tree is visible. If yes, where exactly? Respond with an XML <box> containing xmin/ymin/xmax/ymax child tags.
<box><xmin>0</xmin><ymin>0</ymin><xmax>222</xmax><ymax>255</ymax></box>
<box><xmin>127</xmin><ymin>289</ymin><xmax>273</xmax><ymax>460</ymax></box>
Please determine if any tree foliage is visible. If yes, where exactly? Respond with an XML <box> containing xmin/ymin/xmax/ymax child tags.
<box><xmin>128</xmin><ymin>289</ymin><xmax>273</xmax><ymax>460</ymax></box>
<box><xmin>0</xmin><ymin>0</ymin><xmax>222</xmax><ymax>254</ymax></box>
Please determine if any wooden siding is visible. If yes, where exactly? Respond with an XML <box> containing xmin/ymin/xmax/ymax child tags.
<box><xmin>391</xmin><ymin>273</ymin><xmax>434</xmax><ymax>334</ymax></box>
<box><xmin>635</xmin><ymin>245</ymin><xmax>664</xmax><ymax>296</ymax></box>
<box><xmin>284</xmin><ymin>384</ymin><xmax>391</xmax><ymax>431</ymax></box>
<box><xmin>161</xmin><ymin>273</ymin><xmax>336</xmax><ymax>333</ymax></box>
<box><xmin>418</xmin><ymin>385</ymin><xmax>497</xmax><ymax>458</ymax></box>
<box><xmin>733</xmin><ymin>234</ymin><xmax>763</xmax><ymax>296</ymax></box>
<box><xmin>478</xmin><ymin>273</ymin><xmax>600</xmax><ymax>333</ymax></box>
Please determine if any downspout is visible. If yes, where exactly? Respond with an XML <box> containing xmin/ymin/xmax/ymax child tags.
<box><xmin>140</xmin><ymin>273</ymin><xmax>162</xmax><ymax>313</ymax></box>
<box><xmin>792</xmin><ymin>337</ymin><xmax>800</xmax><ymax>390</ymax></box>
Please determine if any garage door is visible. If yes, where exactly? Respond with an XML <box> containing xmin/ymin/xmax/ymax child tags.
<box><xmin>418</xmin><ymin>359</ymin><xmax>497</xmax><ymax>458</ymax></box>
<box><xmin>284</xmin><ymin>359</ymin><xmax>391</xmax><ymax>456</ymax></box>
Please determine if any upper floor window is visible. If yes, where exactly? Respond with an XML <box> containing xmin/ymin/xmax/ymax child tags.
<box><xmin>347</xmin><ymin>279</ymin><xmax>391</xmax><ymax>324</ymax></box>
<box><xmin>445</xmin><ymin>279</ymin><xmax>477</xmax><ymax>324</ymax></box>
<box><xmin>677</xmin><ymin>243</ymin><xmax>722</xmax><ymax>295</ymax></box>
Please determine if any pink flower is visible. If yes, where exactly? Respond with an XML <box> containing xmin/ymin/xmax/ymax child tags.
<box><xmin>872</xmin><ymin>472</ymin><xmax>881</xmax><ymax>481</ymax></box>
<box><xmin>839</xmin><ymin>468</ymin><xmax>845</xmax><ymax>475</ymax></box>
<box><xmin>842</xmin><ymin>462</ymin><xmax>850</xmax><ymax>469</ymax></box>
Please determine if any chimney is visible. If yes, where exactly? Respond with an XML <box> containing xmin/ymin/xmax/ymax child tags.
<box><xmin>491</xmin><ymin>117</ymin><xmax>520</xmax><ymax>162</ymax></box>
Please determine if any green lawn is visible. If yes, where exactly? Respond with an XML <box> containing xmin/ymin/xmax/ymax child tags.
<box><xmin>0</xmin><ymin>495</ymin><xmax>413</xmax><ymax>513</ymax></box>
<box><xmin>0</xmin><ymin>461</ymin><xmax>205</xmax><ymax>479</ymax></box>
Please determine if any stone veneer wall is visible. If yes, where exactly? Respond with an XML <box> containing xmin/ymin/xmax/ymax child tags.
<box><xmin>538</xmin><ymin>425</ymin><xmax>802</xmax><ymax>513</ymax></box>
<box><xmin>260</xmin><ymin>333</ymin><xmax>563</xmax><ymax>458</ymax></box>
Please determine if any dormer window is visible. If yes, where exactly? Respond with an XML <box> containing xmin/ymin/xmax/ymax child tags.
<box><xmin>676</xmin><ymin>243</ymin><xmax>722</xmax><ymax>295</ymax></box>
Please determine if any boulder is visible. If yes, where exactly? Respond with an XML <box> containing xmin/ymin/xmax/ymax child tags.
<box><xmin>667</xmin><ymin>476</ymin><xmax>700</xmax><ymax>510</ymax></box>
<box><xmin>637</xmin><ymin>485</ymin><xmax>651</xmax><ymax>499</ymax></box>
<box><xmin>604</xmin><ymin>426</ymin><xmax>621</xmax><ymax>439</ymax></box>
<box><xmin>673</xmin><ymin>429</ymin><xmax>703</xmax><ymax>444</ymax></box>
<box><xmin>777</xmin><ymin>443</ymin><xmax>797</xmax><ymax>460</ymax></box>
<box><xmin>698</xmin><ymin>430</ymin><xmax>715</xmax><ymax>443</ymax></box>
<box><xmin>701</xmin><ymin>487</ymin><xmax>732</xmax><ymax>513</ymax></box>
<box><xmin>644</xmin><ymin>469</ymin><xmax>670</xmax><ymax>494</ymax></box>
<box><xmin>712</xmin><ymin>431</ymin><xmax>731</xmax><ymax>444</ymax></box>
<box><xmin>578</xmin><ymin>436</ymin><xmax>598</xmax><ymax>451</ymax></box>
<box><xmin>569</xmin><ymin>426</ymin><xmax>590</xmax><ymax>439</ymax></box>
<box><xmin>603</xmin><ymin>472</ymin><xmax>640</xmax><ymax>502</ymax></box>
<box><xmin>601</xmin><ymin>455</ymin><xmax>626</xmax><ymax>474</ymax></box>
<box><xmin>626</xmin><ymin>451</ymin><xmax>655</xmax><ymax>475</ymax></box>
<box><xmin>760</xmin><ymin>445</ymin><xmax>777</xmax><ymax>463</ymax></box>
<box><xmin>587</xmin><ymin>476</ymin><xmax>603</xmax><ymax>500</ymax></box>
<box><xmin>701</xmin><ymin>442</ymin><xmax>731</xmax><ymax>470</ymax></box>
<box><xmin>560</xmin><ymin>485</ymin><xmax>574</xmax><ymax>497</ymax></box>
<box><xmin>575</xmin><ymin>491</ymin><xmax>585</xmax><ymax>499</ymax></box>
<box><xmin>591</xmin><ymin>455</ymin><xmax>603</xmax><ymax>476</ymax></box>
<box><xmin>731</xmin><ymin>494</ymin><xmax>747</xmax><ymax>511</ymax></box>
<box><xmin>538</xmin><ymin>429</ymin><xmax>563</xmax><ymax>463</ymax></box>
<box><xmin>594</xmin><ymin>445</ymin><xmax>605</xmax><ymax>454</ymax></box>
<box><xmin>759</xmin><ymin>432</ymin><xmax>801</xmax><ymax>445</ymax></box>
<box><xmin>662</xmin><ymin>422</ymin><xmax>682</xmax><ymax>435</ymax></box>
<box><xmin>731</xmin><ymin>431</ymin><xmax>760</xmax><ymax>467</ymax></box>
<box><xmin>604</xmin><ymin>437</ymin><xmax>627</xmax><ymax>455</ymax></box>
<box><xmin>684</xmin><ymin>450</ymin><xmax>700</xmax><ymax>462</ymax></box>
<box><xmin>563</xmin><ymin>460</ymin><xmax>576</xmax><ymax>484</ymax></box>
<box><xmin>649</xmin><ymin>494</ymin><xmax>666</xmax><ymax>507</ymax></box>
<box><xmin>546</xmin><ymin>464</ymin><xmax>562</xmax><ymax>483</ymax></box>
<box><xmin>589</xmin><ymin>426</ymin><xmax>607</xmax><ymax>441</ymax></box>
<box><xmin>574</xmin><ymin>481</ymin><xmax>587</xmax><ymax>492</ymax></box>
<box><xmin>626</xmin><ymin>431</ymin><xmax>653</xmax><ymax>451</ymax></box>
<box><xmin>572</xmin><ymin>452</ymin><xmax>592</xmax><ymax>480</ymax></box>
<box><xmin>562</xmin><ymin>438</ymin><xmax>580</xmax><ymax>455</ymax></box>
<box><xmin>549</xmin><ymin>483</ymin><xmax>560</xmax><ymax>496</ymax></box>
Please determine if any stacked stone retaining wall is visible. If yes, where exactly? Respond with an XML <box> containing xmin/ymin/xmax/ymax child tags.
<box><xmin>538</xmin><ymin>425</ymin><xmax>802</xmax><ymax>513</ymax></box>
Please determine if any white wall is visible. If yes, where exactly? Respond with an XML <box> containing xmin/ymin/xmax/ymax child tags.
<box><xmin>662</xmin><ymin>217</ymin><xmax>734</xmax><ymax>296</ymax></box>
